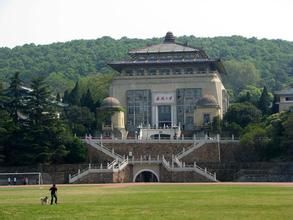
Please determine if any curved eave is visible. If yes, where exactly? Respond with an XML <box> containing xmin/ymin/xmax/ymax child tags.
<box><xmin>108</xmin><ymin>59</ymin><xmax>226</xmax><ymax>75</ymax></box>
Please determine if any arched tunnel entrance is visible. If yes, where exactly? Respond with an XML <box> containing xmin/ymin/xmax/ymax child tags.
<box><xmin>134</xmin><ymin>170</ymin><xmax>159</xmax><ymax>182</ymax></box>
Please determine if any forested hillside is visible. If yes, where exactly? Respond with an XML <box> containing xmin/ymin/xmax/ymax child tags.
<box><xmin>0</xmin><ymin>35</ymin><xmax>292</xmax><ymax>94</ymax></box>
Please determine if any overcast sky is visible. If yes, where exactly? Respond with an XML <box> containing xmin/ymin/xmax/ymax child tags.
<box><xmin>0</xmin><ymin>0</ymin><xmax>292</xmax><ymax>48</ymax></box>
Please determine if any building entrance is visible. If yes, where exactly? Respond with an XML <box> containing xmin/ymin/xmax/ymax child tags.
<box><xmin>158</xmin><ymin>105</ymin><xmax>171</xmax><ymax>127</ymax></box>
<box><xmin>134</xmin><ymin>171</ymin><xmax>159</xmax><ymax>182</ymax></box>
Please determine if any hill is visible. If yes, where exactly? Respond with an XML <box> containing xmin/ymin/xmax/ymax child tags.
<box><xmin>0</xmin><ymin>35</ymin><xmax>292</xmax><ymax>93</ymax></box>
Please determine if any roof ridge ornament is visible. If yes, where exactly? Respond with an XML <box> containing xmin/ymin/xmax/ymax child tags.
<box><xmin>164</xmin><ymin>32</ymin><xmax>175</xmax><ymax>43</ymax></box>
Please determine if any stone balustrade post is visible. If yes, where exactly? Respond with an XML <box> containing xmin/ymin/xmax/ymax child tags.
<box><xmin>100</xmin><ymin>163</ymin><xmax>103</xmax><ymax>169</ymax></box>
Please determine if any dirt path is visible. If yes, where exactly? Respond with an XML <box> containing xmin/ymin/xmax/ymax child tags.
<box><xmin>1</xmin><ymin>182</ymin><xmax>293</xmax><ymax>188</ymax></box>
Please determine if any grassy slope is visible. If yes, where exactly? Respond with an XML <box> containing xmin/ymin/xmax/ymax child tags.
<box><xmin>0</xmin><ymin>184</ymin><xmax>292</xmax><ymax>220</ymax></box>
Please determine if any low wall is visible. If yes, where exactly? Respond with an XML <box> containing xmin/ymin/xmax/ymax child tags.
<box><xmin>88</xmin><ymin>142</ymin><xmax>241</xmax><ymax>163</ymax></box>
<box><xmin>159</xmin><ymin>165</ymin><xmax>213</xmax><ymax>182</ymax></box>
<box><xmin>1</xmin><ymin>162</ymin><xmax>293</xmax><ymax>184</ymax></box>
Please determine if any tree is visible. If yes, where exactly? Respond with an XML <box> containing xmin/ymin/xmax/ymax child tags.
<box><xmin>223</xmin><ymin>60</ymin><xmax>260</xmax><ymax>93</ymax></box>
<box><xmin>68</xmin><ymin>81</ymin><xmax>81</xmax><ymax>106</ymax></box>
<box><xmin>4</xmin><ymin>72</ymin><xmax>26</xmax><ymax>122</ymax></box>
<box><xmin>63</xmin><ymin>90</ymin><xmax>69</xmax><ymax>103</ymax></box>
<box><xmin>240</xmin><ymin>124</ymin><xmax>270</xmax><ymax>161</ymax></box>
<box><xmin>26</xmin><ymin>77</ymin><xmax>55</xmax><ymax>126</ymax></box>
<box><xmin>64</xmin><ymin>105</ymin><xmax>95</xmax><ymax>136</ymax></box>
<box><xmin>280</xmin><ymin>112</ymin><xmax>293</xmax><ymax>158</ymax></box>
<box><xmin>211</xmin><ymin>116</ymin><xmax>221</xmax><ymax>134</ymax></box>
<box><xmin>258</xmin><ymin>86</ymin><xmax>271</xmax><ymax>115</ymax></box>
<box><xmin>0</xmin><ymin>109</ymin><xmax>14</xmax><ymax>164</ymax></box>
<box><xmin>80</xmin><ymin>89</ymin><xmax>94</xmax><ymax>111</ymax></box>
<box><xmin>223</xmin><ymin>102</ymin><xmax>262</xmax><ymax>128</ymax></box>
<box><xmin>56</xmin><ymin>92</ymin><xmax>61</xmax><ymax>102</ymax></box>
<box><xmin>0</xmin><ymin>80</ymin><xmax>5</xmax><ymax>107</ymax></box>
<box><xmin>237</xmin><ymin>85</ymin><xmax>262</xmax><ymax>105</ymax></box>
<box><xmin>271</xmin><ymin>95</ymin><xmax>279</xmax><ymax>114</ymax></box>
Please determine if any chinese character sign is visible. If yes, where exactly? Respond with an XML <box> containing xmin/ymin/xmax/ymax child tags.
<box><xmin>153</xmin><ymin>93</ymin><xmax>175</xmax><ymax>104</ymax></box>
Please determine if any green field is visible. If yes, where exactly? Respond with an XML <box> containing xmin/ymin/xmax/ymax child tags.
<box><xmin>0</xmin><ymin>183</ymin><xmax>292</xmax><ymax>220</ymax></box>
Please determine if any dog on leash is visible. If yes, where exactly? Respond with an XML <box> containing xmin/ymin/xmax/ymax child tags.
<box><xmin>40</xmin><ymin>196</ymin><xmax>49</xmax><ymax>205</ymax></box>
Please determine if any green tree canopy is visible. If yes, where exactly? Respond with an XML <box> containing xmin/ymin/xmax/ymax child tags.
<box><xmin>223</xmin><ymin>60</ymin><xmax>260</xmax><ymax>93</ymax></box>
<box><xmin>258</xmin><ymin>86</ymin><xmax>272</xmax><ymax>115</ymax></box>
<box><xmin>223</xmin><ymin>102</ymin><xmax>262</xmax><ymax>128</ymax></box>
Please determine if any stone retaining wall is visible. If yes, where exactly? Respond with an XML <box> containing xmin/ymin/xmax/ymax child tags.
<box><xmin>159</xmin><ymin>165</ymin><xmax>213</xmax><ymax>182</ymax></box>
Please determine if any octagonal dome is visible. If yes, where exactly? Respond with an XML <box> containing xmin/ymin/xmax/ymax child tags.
<box><xmin>101</xmin><ymin>97</ymin><xmax>121</xmax><ymax>109</ymax></box>
<box><xmin>196</xmin><ymin>95</ymin><xmax>218</xmax><ymax>107</ymax></box>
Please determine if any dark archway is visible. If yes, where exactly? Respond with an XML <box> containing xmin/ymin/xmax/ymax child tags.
<box><xmin>134</xmin><ymin>171</ymin><xmax>159</xmax><ymax>182</ymax></box>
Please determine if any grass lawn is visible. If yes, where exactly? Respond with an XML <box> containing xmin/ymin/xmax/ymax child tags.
<box><xmin>0</xmin><ymin>183</ymin><xmax>292</xmax><ymax>220</ymax></box>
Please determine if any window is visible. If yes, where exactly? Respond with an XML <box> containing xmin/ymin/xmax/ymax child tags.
<box><xmin>148</xmin><ymin>55</ymin><xmax>156</xmax><ymax>61</ymax></box>
<box><xmin>126</xmin><ymin>90</ymin><xmax>152</xmax><ymax>131</ymax></box>
<box><xmin>138</xmin><ymin>56</ymin><xmax>146</xmax><ymax>60</ymax></box>
<box><xmin>203</xmin><ymin>113</ymin><xmax>210</xmax><ymax>124</ymax></box>
<box><xmin>184</xmin><ymin>68</ymin><xmax>193</xmax><ymax>74</ymax></box>
<box><xmin>148</xmin><ymin>69</ymin><xmax>157</xmax><ymax>75</ymax></box>
<box><xmin>173</xmin><ymin>68</ymin><xmax>181</xmax><ymax>75</ymax></box>
<box><xmin>285</xmin><ymin>96</ymin><xmax>293</xmax><ymax>101</ymax></box>
<box><xmin>137</xmin><ymin>69</ymin><xmax>144</xmax><ymax>76</ymax></box>
<box><xmin>159</xmin><ymin>69</ymin><xmax>170</xmax><ymax>75</ymax></box>
<box><xmin>176</xmin><ymin>88</ymin><xmax>202</xmax><ymax>130</ymax></box>
<box><xmin>125</xmin><ymin>69</ymin><xmax>133</xmax><ymax>76</ymax></box>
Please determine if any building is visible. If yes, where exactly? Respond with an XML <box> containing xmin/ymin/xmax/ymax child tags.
<box><xmin>107</xmin><ymin>32</ymin><xmax>228</xmax><ymax>138</ymax></box>
<box><xmin>274</xmin><ymin>87</ymin><xmax>293</xmax><ymax>112</ymax></box>
<box><xmin>98</xmin><ymin>96</ymin><xmax>127</xmax><ymax>139</ymax></box>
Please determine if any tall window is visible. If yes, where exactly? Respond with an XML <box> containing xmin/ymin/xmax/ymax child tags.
<box><xmin>203</xmin><ymin>113</ymin><xmax>210</xmax><ymax>124</ymax></box>
<box><xmin>127</xmin><ymin>90</ymin><xmax>151</xmax><ymax>131</ymax></box>
<box><xmin>176</xmin><ymin>88</ymin><xmax>202</xmax><ymax>130</ymax></box>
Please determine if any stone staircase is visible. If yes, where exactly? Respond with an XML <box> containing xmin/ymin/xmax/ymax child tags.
<box><xmin>78</xmin><ymin>138</ymin><xmax>218</xmax><ymax>183</ymax></box>
<box><xmin>69</xmin><ymin>159</ymin><xmax>129</xmax><ymax>183</ymax></box>
<box><xmin>83</xmin><ymin>138</ymin><xmax>124</xmax><ymax>162</ymax></box>
<box><xmin>176</xmin><ymin>140</ymin><xmax>207</xmax><ymax>160</ymax></box>
<box><xmin>164</xmin><ymin>156</ymin><xmax>218</xmax><ymax>182</ymax></box>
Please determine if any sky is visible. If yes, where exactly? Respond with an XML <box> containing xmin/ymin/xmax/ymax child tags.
<box><xmin>0</xmin><ymin>0</ymin><xmax>292</xmax><ymax>48</ymax></box>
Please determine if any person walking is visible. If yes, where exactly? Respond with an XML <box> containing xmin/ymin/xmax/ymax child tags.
<box><xmin>8</xmin><ymin>177</ymin><xmax>11</xmax><ymax>185</ymax></box>
<box><xmin>49</xmin><ymin>184</ymin><xmax>58</xmax><ymax>205</ymax></box>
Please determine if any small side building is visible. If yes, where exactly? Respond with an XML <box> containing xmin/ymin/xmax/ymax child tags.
<box><xmin>98</xmin><ymin>97</ymin><xmax>127</xmax><ymax>139</ymax></box>
<box><xmin>194</xmin><ymin>95</ymin><xmax>220</xmax><ymax>129</ymax></box>
<box><xmin>274</xmin><ymin>87</ymin><xmax>293</xmax><ymax>112</ymax></box>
